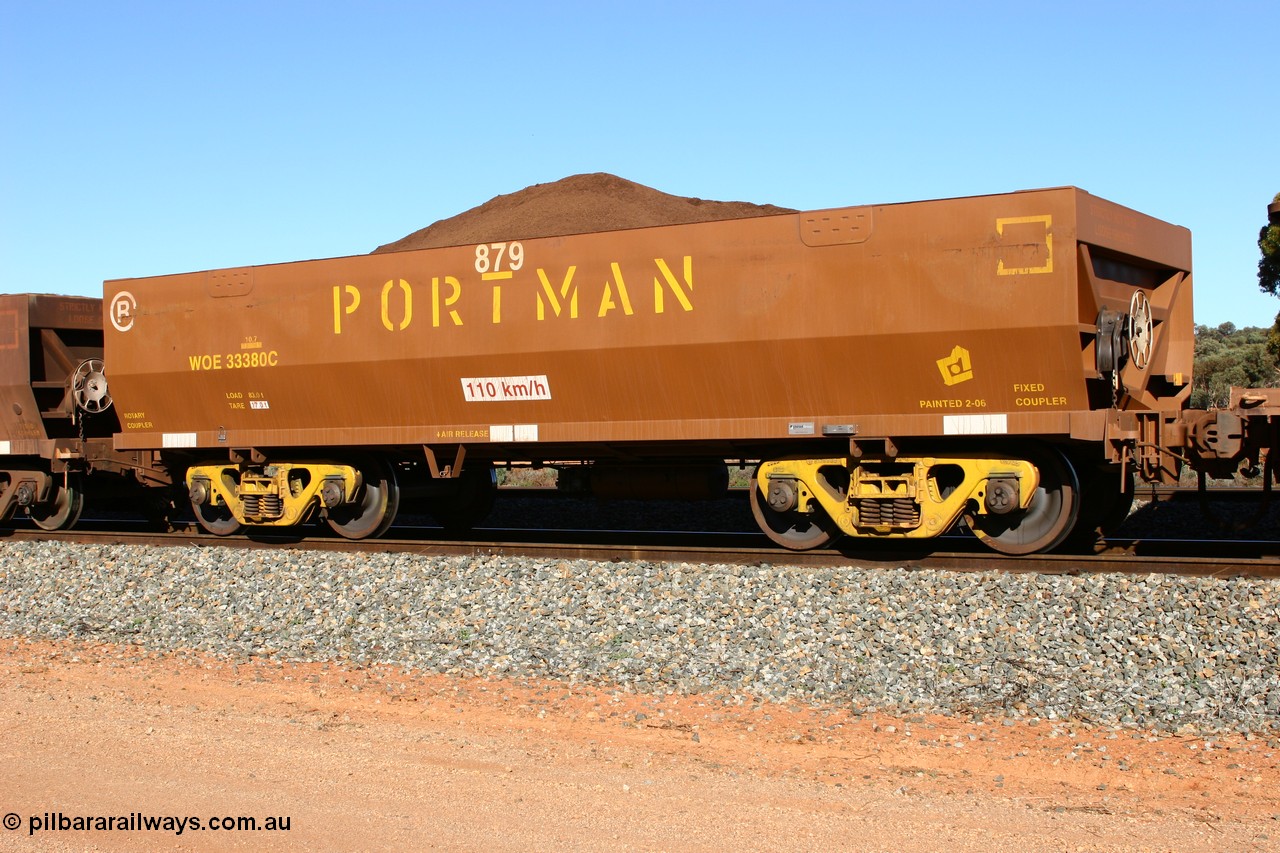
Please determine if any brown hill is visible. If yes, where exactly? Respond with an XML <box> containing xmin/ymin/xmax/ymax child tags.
<box><xmin>371</xmin><ymin>173</ymin><xmax>795</xmax><ymax>253</ymax></box>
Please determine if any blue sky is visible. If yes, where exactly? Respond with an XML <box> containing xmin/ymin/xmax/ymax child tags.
<box><xmin>1</xmin><ymin>1</ymin><xmax>1274</xmax><ymax>327</ymax></box>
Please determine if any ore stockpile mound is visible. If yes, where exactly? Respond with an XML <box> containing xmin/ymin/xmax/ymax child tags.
<box><xmin>371</xmin><ymin>173</ymin><xmax>795</xmax><ymax>253</ymax></box>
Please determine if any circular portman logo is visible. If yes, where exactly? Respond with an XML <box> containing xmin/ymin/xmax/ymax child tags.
<box><xmin>109</xmin><ymin>291</ymin><xmax>137</xmax><ymax>332</ymax></box>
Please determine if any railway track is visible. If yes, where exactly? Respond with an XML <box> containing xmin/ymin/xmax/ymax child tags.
<box><xmin>4</xmin><ymin>517</ymin><xmax>1277</xmax><ymax>578</ymax></box>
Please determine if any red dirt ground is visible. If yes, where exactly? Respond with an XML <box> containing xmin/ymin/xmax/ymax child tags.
<box><xmin>1</xmin><ymin>637</ymin><xmax>1277</xmax><ymax>851</ymax></box>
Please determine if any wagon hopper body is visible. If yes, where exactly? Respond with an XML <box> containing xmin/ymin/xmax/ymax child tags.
<box><xmin>102</xmin><ymin>187</ymin><xmax>1194</xmax><ymax>550</ymax></box>
<box><xmin>0</xmin><ymin>294</ymin><xmax>160</xmax><ymax>529</ymax></box>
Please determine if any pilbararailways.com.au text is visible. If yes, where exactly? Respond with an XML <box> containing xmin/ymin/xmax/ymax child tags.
<box><xmin>5</xmin><ymin>811</ymin><xmax>291</xmax><ymax>836</ymax></box>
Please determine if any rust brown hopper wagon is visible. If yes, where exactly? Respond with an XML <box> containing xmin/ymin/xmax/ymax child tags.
<box><xmin>102</xmin><ymin>187</ymin><xmax>1194</xmax><ymax>551</ymax></box>
<box><xmin>0</xmin><ymin>294</ymin><xmax>157</xmax><ymax>529</ymax></box>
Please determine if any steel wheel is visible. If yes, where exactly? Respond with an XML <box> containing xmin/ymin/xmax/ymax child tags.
<box><xmin>193</xmin><ymin>497</ymin><xmax>242</xmax><ymax>536</ymax></box>
<box><xmin>749</xmin><ymin>470</ymin><xmax>839</xmax><ymax>550</ymax></box>
<box><xmin>968</xmin><ymin>446</ymin><xmax>1079</xmax><ymax>555</ymax></box>
<box><xmin>28</xmin><ymin>476</ymin><xmax>84</xmax><ymax>531</ymax></box>
<box><xmin>327</xmin><ymin>457</ymin><xmax>400</xmax><ymax>540</ymax></box>
<box><xmin>189</xmin><ymin>472</ymin><xmax>242</xmax><ymax>535</ymax></box>
<box><xmin>1063</xmin><ymin>462</ymin><xmax>1134</xmax><ymax>550</ymax></box>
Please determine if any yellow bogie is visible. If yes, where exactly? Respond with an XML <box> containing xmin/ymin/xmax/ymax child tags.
<box><xmin>754</xmin><ymin>455</ymin><xmax>1041</xmax><ymax>543</ymax></box>
<box><xmin>186</xmin><ymin>463</ymin><xmax>360</xmax><ymax>528</ymax></box>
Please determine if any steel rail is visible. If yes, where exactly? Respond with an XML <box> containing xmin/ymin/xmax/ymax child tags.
<box><xmin>3</xmin><ymin>522</ymin><xmax>1277</xmax><ymax>579</ymax></box>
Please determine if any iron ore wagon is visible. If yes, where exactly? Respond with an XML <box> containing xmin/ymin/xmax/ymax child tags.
<box><xmin>91</xmin><ymin>186</ymin><xmax>1218</xmax><ymax>553</ymax></box>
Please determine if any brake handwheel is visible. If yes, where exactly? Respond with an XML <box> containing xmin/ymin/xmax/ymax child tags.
<box><xmin>72</xmin><ymin>359</ymin><xmax>112</xmax><ymax>414</ymax></box>
<box><xmin>1127</xmin><ymin>290</ymin><xmax>1152</xmax><ymax>370</ymax></box>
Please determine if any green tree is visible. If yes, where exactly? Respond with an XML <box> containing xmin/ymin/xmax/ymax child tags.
<box><xmin>1191</xmin><ymin>323</ymin><xmax>1278</xmax><ymax>408</ymax></box>
<box><xmin>1261</xmin><ymin>191</ymin><xmax>1280</xmax><ymax>296</ymax></box>
<box><xmin>1193</xmin><ymin>196</ymin><xmax>1280</xmax><ymax>401</ymax></box>
<box><xmin>1262</xmin><ymin>192</ymin><xmax>1280</xmax><ymax>364</ymax></box>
